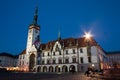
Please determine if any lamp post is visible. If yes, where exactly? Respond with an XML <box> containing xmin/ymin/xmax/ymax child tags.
<box><xmin>84</xmin><ymin>32</ymin><xmax>92</xmax><ymax>71</ymax></box>
<box><xmin>84</xmin><ymin>32</ymin><xmax>101</xmax><ymax>71</ymax></box>
<box><xmin>84</xmin><ymin>32</ymin><xmax>92</xmax><ymax>58</ymax></box>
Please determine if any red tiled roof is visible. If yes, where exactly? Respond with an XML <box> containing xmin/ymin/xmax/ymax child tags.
<box><xmin>40</xmin><ymin>37</ymin><xmax>97</xmax><ymax>50</ymax></box>
<box><xmin>19</xmin><ymin>49</ymin><xmax>26</xmax><ymax>55</ymax></box>
<box><xmin>20</xmin><ymin>37</ymin><xmax>98</xmax><ymax>55</ymax></box>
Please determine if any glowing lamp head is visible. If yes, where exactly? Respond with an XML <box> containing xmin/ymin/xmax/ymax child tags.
<box><xmin>84</xmin><ymin>32</ymin><xmax>92</xmax><ymax>39</ymax></box>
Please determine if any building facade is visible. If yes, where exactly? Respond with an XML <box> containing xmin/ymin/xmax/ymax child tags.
<box><xmin>0</xmin><ymin>52</ymin><xmax>18</xmax><ymax>68</ymax></box>
<box><xmin>18</xmin><ymin>7</ymin><xmax>107</xmax><ymax>72</ymax></box>
<box><xmin>106</xmin><ymin>51</ymin><xmax>120</xmax><ymax>69</ymax></box>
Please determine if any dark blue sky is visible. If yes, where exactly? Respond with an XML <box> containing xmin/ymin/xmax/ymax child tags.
<box><xmin>0</xmin><ymin>0</ymin><xmax>120</xmax><ymax>55</ymax></box>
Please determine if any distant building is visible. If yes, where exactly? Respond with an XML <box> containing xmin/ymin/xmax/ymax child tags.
<box><xmin>18</xmin><ymin>7</ymin><xmax>107</xmax><ymax>72</ymax></box>
<box><xmin>106</xmin><ymin>51</ymin><xmax>120</xmax><ymax>68</ymax></box>
<box><xmin>0</xmin><ymin>52</ymin><xmax>18</xmax><ymax>67</ymax></box>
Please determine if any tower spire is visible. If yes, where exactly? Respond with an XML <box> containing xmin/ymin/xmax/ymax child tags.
<box><xmin>32</xmin><ymin>6</ymin><xmax>38</xmax><ymax>25</ymax></box>
<box><xmin>58</xmin><ymin>31</ymin><xmax>61</xmax><ymax>40</ymax></box>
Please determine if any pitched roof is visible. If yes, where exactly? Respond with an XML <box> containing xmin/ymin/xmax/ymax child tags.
<box><xmin>19</xmin><ymin>49</ymin><xmax>26</xmax><ymax>55</ymax></box>
<box><xmin>20</xmin><ymin>37</ymin><xmax>98</xmax><ymax>55</ymax></box>
<box><xmin>106</xmin><ymin>51</ymin><xmax>120</xmax><ymax>55</ymax></box>
<box><xmin>40</xmin><ymin>37</ymin><xmax>97</xmax><ymax>50</ymax></box>
<box><xmin>0</xmin><ymin>52</ymin><xmax>19</xmax><ymax>58</ymax></box>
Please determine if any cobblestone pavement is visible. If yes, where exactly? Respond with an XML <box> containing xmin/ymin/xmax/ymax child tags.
<box><xmin>0</xmin><ymin>72</ymin><xmax>120</xmax><ymax>80</ymax></box>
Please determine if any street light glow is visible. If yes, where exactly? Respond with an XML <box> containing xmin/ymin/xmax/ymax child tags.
<box><xmin>84</xmin><ymin>32</ymin><xmax>92</xmax><ymax>39</ymax></box>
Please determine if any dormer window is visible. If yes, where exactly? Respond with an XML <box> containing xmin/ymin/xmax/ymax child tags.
<box><xmin>55</xmin><ymin>45</ymin><xmax>59</xmax><ymax>51</ymax></box>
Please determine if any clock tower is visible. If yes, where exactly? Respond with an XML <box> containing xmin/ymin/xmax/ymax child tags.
<box><xmin>25</xmin><ymin>7</ymin><xmax>41</xmax><ymax>71</ymax></box>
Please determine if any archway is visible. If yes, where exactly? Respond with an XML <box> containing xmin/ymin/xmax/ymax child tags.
<box><xmin>29</xmin><ymin>54</ymin><xmax>35</xmax><ymax>72</ymax></box>
<box><xmin>62</xmin><ymin>65</ymin><xmax>68</xmax><ymax>72</ymax></box>
<box><xmin>55</xmin><ymin>66</ymin><xmax>61</xmax><ymax>72</ymax></box>
<box><xmin>43</xmin><ymin>66</ymin><xmax>47</xmax><ymax>72</ymax></box>
<box><xmin>49</xmin><ymin>66</ymin><xmax>54</xmax><ymax>72</ymax></box>
<box><xmin>69</xmin><ymin>65</ymin><xmax>76</xmax><ymax>72</ymax></box>
<box><xmin>37</xmin><ymin>66</ymin><xmax>41</xmax><ymax>72</ymax></box>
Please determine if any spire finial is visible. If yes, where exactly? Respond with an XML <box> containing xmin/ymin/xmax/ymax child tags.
<box><xmin>58</xmin><ymin>31</ymin><xmax>61</xmax><ymax>40</ymax></box>
<box><xmin>32</xmin><ymin>6</ymin><xmax>38</xmax><ymax>25</ymax></box>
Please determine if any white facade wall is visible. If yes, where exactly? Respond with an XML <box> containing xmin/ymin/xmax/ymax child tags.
<box><xmin>0</xmin><ymin>55</ymin><xmax>17</xmax><ymax>67</ymax></box>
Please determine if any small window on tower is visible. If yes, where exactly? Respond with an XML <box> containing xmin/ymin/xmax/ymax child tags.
<box><xmin>35</xmin><ymin>30</ymin><xmax>38</xmax><ymax>33</ymax></box>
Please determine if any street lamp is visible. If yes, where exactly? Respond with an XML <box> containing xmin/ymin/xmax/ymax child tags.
<box><xmin>84</xmin><ymin>32</ymin><xmax>101</xmax><ymax>71</ymax></box>
<box><xmin>84</xmin><ymin>32</ymin><xmax>92</xmax><ymax>39</ymax></box>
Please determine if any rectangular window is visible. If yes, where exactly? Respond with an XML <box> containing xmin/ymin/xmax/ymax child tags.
<box><xmin>80</xmin><ymin>57</ymin><xmax>83</xmax><ymax>63</ymax></box>
<box><xmin>66</xmin><ymin>50</ymin><xmax>68</xmax><ymax>55</ymax></box>
<box><xmin>42</xmin><ymin>60</ymin><xmax>44</xmax><ymax>64</ymax></box>
<box><xmin>22</xmin><ymin>61</ymin><xmax>24</xmax><ymax>65</ymax></box>
<box><xmin>80</xmin><ymin>48</ymin><xmax>83</xmax><ymax>53</ymax></box>
<box><xmin>19</xmin><ymin>61</ymin><xmax>21</xmax><ymax>65</ymax></box>
<box><xmin>23</xmin><ymin>55</ymin><xmax>24</xmax><ymax>59</ymax></box>
<box><xmin>37</xmin><ymin>61</ymin><xmax>40</xmax><ymax>65</ymax></box>
<box><xmin>53</xmin><ymin>60</ymin><xmax>56</xmax><ymax>64</ymax></box>
<box><xmin>72</xmin><ymin>58</ymin><xmax>76</xmax><ymax>63</ymax></box>
<box><xmin>43</xmin><ymin>53</ymin><xmax>44</xmax><ymax>57</ymax></box>
<box><xmin>59</xmin><ymin>51</ymin><xmax>61</xmax><ymax>55</ymax></box>
<box><xmin>88</xmin><ymin>57</ymin><xmax>91</xmax><ymax>63</ymax></box>
<box><xmin>65</xmin><ymin>59</ymin><xmax>69</xmax><ymax>63</ymax></box>
<box><xmin>58</xmin><ymin>59</ymin><xmax>62</xmax><ymax>64</ymax></box>
<box><xmin>53</xmin><ymin>52</ymin><xmax>55</xmax><ymax>56</ymax></box>
<box><xmin>48</xmin><ymin>52</ymin><xmax>50</xmax><ymax>56</ymax></box>
<box><xmin>73</xmin><ymin>49</ymin><xmax>76</xmax><ymax>54</ymax></box>
<box><xmin>47</xmin><ymin>60</ymin><xmax>50</xmax><ymax>64</ymax></box>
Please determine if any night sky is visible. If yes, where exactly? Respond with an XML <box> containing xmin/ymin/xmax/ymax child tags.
<box><xmin>0</xmin><ymin>0</ymin><xmax>120</xmax><ymax>55</ymax></box>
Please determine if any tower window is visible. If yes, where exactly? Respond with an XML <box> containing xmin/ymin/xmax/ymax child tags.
<box><xmin>35</xmin><ymin>30</ymin><xmax>38</xmax><ymax>33</ymax></box>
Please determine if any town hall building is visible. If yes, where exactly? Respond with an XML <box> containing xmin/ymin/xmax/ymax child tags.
<box><xmin>18</xmin><ymin>7</ymin><xmax>108</xmax><ymax>72</ymax></box>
